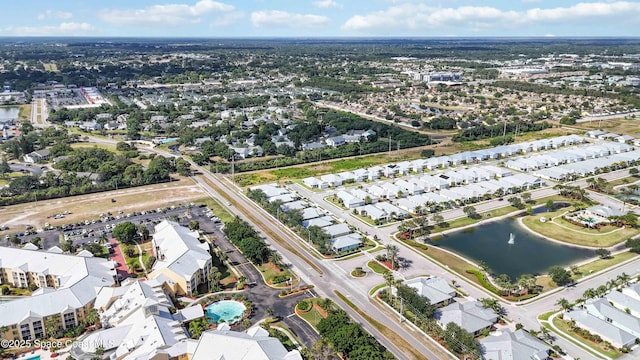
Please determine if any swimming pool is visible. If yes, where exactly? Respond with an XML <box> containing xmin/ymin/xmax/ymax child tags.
<box><xmin>205</xmin><ymin>300</ymin><xmax>247</xmax><ymax>324</ymax></box>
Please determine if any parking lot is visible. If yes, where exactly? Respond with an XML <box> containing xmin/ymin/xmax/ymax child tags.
<box><xmin>0</xmin><ymin>204</ymin><xmax>208</xmax><ymax>250</ymax></box>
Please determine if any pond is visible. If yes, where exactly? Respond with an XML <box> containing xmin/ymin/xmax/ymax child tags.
<box><xmin>0</xmin><ymin>106</ymin><xmax>20</xmax><ymax>121</ymax></box>
<box><xmin>433</xmin><ymin>216</ymin><xmax>593</xmax><ymax>279</ymax></box>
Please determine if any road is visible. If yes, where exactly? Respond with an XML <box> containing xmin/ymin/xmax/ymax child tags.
<box><xmin>190</xmin><ymin>173</ymin><xmax>448</xmax><ymax>359</ymax></box>
<box><xmin>577</xmin><ymin>110</ymin><xmax>640</xmax><ymax>123</ymax></box>
<box><xmin>80</xmin><ymin>133</ymin><xmax>640</xmax><ymax>359</ymax></box>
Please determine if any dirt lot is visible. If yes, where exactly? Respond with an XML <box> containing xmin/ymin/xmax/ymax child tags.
<box><xmin>0</xmin><ymin>178</ymin><xmax>207</xmax><ymax>232</ymax></box>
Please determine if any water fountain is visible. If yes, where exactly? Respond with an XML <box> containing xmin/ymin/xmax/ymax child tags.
<box><xmin>507</xmin><ymin>233</ymin><xmax>515</xmax><ymax>245</ymax></box>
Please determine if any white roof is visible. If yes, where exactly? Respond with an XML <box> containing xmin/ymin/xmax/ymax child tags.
<box><xmin>151</xmin><ymin>220</ymin><xmax>211</xmax><ymax>279</ymax></box>
<box><xmin>566</xmin><ymin>309</ymin><xmax>636</xmax><ymax>348</ymax></box>
<box><xmin>480</xmin><ymin>329</ymin><xmax>551</xmax><ymax>360</ymax></box>
<box><xmin>331</xmin><ymin>233</ymin><xmax>363</xmax><ymax>251</ymax></box>
<box><xmin>301</xmin><ymin>207</ymin><xmax>325</xmax><ymax>220</ymax></box>
<box><xmin>191</xmin><ymin>327</ymin><xmax>302</xmax><ymax>360</ymax></box>
<box><xmin>323</xmin><ymin>223</ymin><xmax>351</xmax><ymax>237</ymax></box>
<box><xmin>404</xmin><ymin>277</ymin><xmax>455</xmax><ymax>304</ymax></box>
<box><xmin>249</xmin><ymin>184</ymin><xmax>289</xmax><ymax>199</ymax></box>
<box><xmin>436</xmin><ymin>301</ymin><xmax>498</xmax><ymax>334</ymax></box>
<box><xmin>302</xmin><ymin>216</ymin><xmax>334</xmax><ymax>228</ymax></box>
<box><xmin>0</xmin><ymin>248</ymin><xmax>115</xmax><ymax>327</ymax></box>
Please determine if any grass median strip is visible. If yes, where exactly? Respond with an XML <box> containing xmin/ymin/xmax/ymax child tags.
<box><xmin>334</xmin><ymin>290</ymin><xmax>427</xmax><ymax>360</ymax></box>
<box><xmin>199</xmin><ymin>175</ymin><xmax>324</xmax><ymax>275</ymax></box>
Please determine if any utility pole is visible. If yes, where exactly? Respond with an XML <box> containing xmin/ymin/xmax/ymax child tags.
<box><xmin>231</xmin><ymin>154</ymin><xmax>235</xmax><ymax>183</ymax></box>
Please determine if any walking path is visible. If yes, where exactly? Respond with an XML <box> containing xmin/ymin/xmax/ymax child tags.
<box><xmin>133</xmin><ymin>240</ymin><xmax>148</xmax><ymax>276</ymax></box>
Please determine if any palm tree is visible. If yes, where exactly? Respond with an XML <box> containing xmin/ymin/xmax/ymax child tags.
<box><xmin>619</xmin><ymin>187</ymin><xmax>635</xmax><ymax>212</ymax></box>
<box><xmin>556</xmin><ymin>298</ymin><xmax>572</xmax><ymax>311</ymax></box>
<box><xmin>208</xmin><ymin>271</ymin><xmax>222</xmax><ymax>292</ymax></box>
<box><xmin>617</xmin><ymin>272</ymin><xmax>631</xmax><ymax>287</ymax></box>
<box><xmin>84</xmin><ymin>308</ymin><xmax>100</xmax><ymax>326</ymax></box>
<box><xmin>582</xmin><ymin>288</ymin><xmax>596</xmax><ymax>301</ymax></box>
<box><xmin>268</xmin><ymin>252</ymin><xmax>282</xmax><ymax>267</ymax></box>
<box><xmin>540</xmin><ymin>326</ymin><xmax>551</xmax><ymax>342</ymax></box>
<box><xmin>237</xmin><ymin>275</ymin><xmax>247</xmax><ymax>289</ymax></box>
<box><xmin>385</xmin><ymin>244</ymin><xmax>399</xmax><ymax>270</ymax></box>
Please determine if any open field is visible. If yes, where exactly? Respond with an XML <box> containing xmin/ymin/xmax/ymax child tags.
<box><xmin>70</xmin><ymin>142</ymin><xmax>120</xmax><ymax>152</ymax></box>
<box><xmin>18</xmin><ymin>104</ymin><xmax>31</xmax><ymax>121</ymax></box>
<box><xmin>522</xmin><ymin>207</ymin><xmax>640</xmax><ymax>247</ymax></box>
<box><xmin>573</xmin><ymin>118</ymin><xmax>640</xmax><ymax>137</ymax></box>
<box><xmin>572</xmin><ymin>251</ymin><xmax>639</xmax><ymax>280</ymax></box>
<box><xmin>42</xmin><ymin>63</ymin><xmax>58</xmax><ymax>72</ymax></box>
<box><xmin>234</xmin><ymin>148</ymin><xmax>427</xmax><ymax>186</ymax></box>
<box><xmin>196</xmin><ymin>197</ymin><xmax>235</xmax><ymax>223</ymax></box>
<box><xmin>0</xmin><ymin>178</ymin><xmax>206</xmax><ymax>232</ymax></box>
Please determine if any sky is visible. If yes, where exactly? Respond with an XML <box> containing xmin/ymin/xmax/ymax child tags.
<box><xmin>0</xmin><ymin>0</ymin><xmax>639</xmax><ymax>38</ymax></box>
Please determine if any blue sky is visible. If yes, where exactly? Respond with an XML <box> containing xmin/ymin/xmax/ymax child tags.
<box><xmin>0</xmin><ymin>1</ymin><xmax>639</xmax><ymax>37</ymax></box>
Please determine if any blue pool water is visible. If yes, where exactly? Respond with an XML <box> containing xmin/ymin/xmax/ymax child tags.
<box><xmin>25</xmin><ymin>356</ymin><xmax>41</xmax><ymax>360</ymax></box>
<box><xmin>205</xmin><ymin>300</ymin><xmax>247</xmax><ymax>324</ymax></box>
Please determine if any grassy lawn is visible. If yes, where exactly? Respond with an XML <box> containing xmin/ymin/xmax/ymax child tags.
<box><xmin>572</xmin><ymin>251</ymin><xmax>639</xmax><ymax>280</ymax></box>
<box><xmin>296</xmin><ymin>298</ymin><xmax>325</xmax><ymax>329</ymax></box>
<box><xmin>574</xmin><ymin>118</ymin><xmax>640</xmax><ymax>137</ymax></box>
<box><xmin>18</xmin><ymin>104</ymin><xmax>32</xmax><ymax>121</ymax></box>
<box><xmin>257</xmin><ymin>262</ymin><xmax>294</xmax><ymax>287</ymax></box>
<box><xmin>407</xmin><ymin>242</ymin><xmax>480</xmax><ymax>285</ymax></box>
<box><xmin>434</xmin><ymin>204</ymin><xmax>520</xmax><ymax>231</ymax></box>
<box><xmin>70</xmin><ymin>142</ymin><xmax>120</xmax><ymax>152</ymax></box>
<box><xmin>522</xmin><ymin>208</ymin><xmax>640</xmax><ymax>247</ymax></box>
<box><xmin>352</xmin><ymin>212</ymin><xmax>378</xmax><ymax>226</ymax></box>
<box><xmin>235</xmin><ymin>150</ymin><xmax>426</xmax><ymax>186</ymax></box>
<box><xmin>535</xmin><ymin>275</ymin><xmax>558</xmax><ymax>292</ymax></box>
<box><xmin>367</xmin><ymin>260</ymin><xmax>389</xmax><ymax>274</ymax></box>
<box><xmin>43</xmin><ymin>63</ymin><xmax>58</xmax><ymax>71</ymax></box>
<box><xmin>195</xmin><ymin>197</ymin><xmax>235</xmax><ymax>223</ymax></box>
<box><xmin>538</xmin><ymin>311</ymin><xmax>555</xmax><ymax>322</ymax></box>
<box><xmin>552</xmin><ymin>316</ymin><xmax>621</xmax><ymax>359</ymax></box>
<box><xmin>607</xmin><ymin>176</ymin><xmax>639</xmax><ymax>187</ymax></box>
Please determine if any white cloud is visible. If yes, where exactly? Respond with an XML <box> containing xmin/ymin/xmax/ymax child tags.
<box><xmin>37</xmin><ymin>10</ymin><xmax>73</xmax><ymax>20</ymax></box>
<box><xmin>341</xmin><ymin>1</ymin><xmax>640</xmax><ymax>33</ymax></box>
<box><xmin>99</xmin><ymin>0</ymin><xmax>234</xmax><ymax>27</ymax></box>
<box><xmin>210</xmin><ymin>11</ymin><xmax>244</xmax><ymax>27</ymax></box>
<box><xmin>0</xmin><ymin>22</ymin><xmax>94</xmax><ymax>36</ymax></box>
<box><xmin>314</xmin><ymin>0</ymin><xmax>343</xmax><ymax>9</ymax></box>
<box><xmin>251</xmin><ymin>10</ymin><xmax>331</xmax><ymax>29</ymax></box>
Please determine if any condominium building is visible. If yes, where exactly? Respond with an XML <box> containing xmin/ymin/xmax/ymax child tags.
<box><xmin>148</xmin><ymin>220</ymin><xmax>213</xmax><ymax>296</ymax></box>
<box><xmin>0</xmin><ymin>247</ymin><xmax>116</xmax><ymax>341</ymax></box>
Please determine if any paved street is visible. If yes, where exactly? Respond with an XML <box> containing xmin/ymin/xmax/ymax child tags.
<box><xmin>78</xmin><ymin>133</ymin><xmax>640</xmax><ymax>359</ymax></box>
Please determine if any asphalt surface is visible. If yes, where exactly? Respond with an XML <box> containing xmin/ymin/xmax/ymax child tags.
<box><xmin>199</xmin><ymin>208</ymin><xmax>320</xmax><ymax>348</ymax></box>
